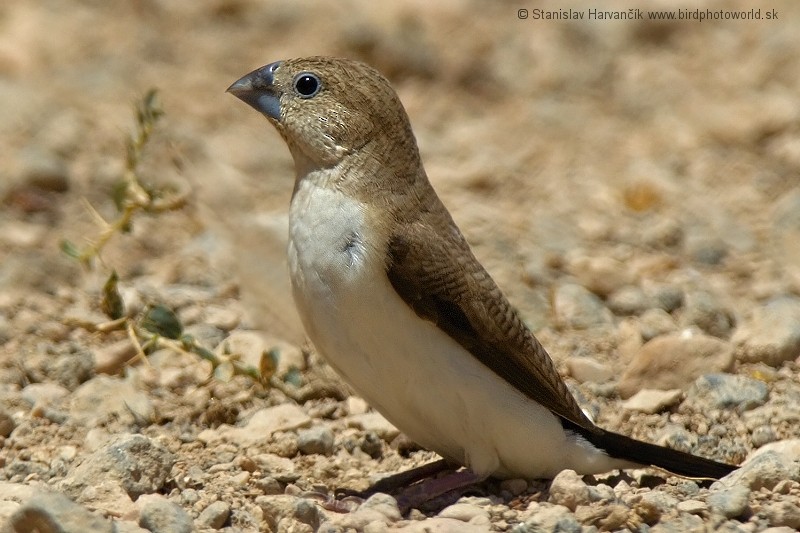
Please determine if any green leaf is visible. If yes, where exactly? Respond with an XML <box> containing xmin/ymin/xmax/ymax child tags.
<box><xmin>60</xmin><ymin>239</ymin><xmax>81</xmax><ymax>258</ymax></box>
<box><xmin>259</xmin><ymin>347</ymin><xmax>280</xmax><ymax>382</ymax></box>
<box><xmin>142</xmin><ymin>89</ymin><xmax>164</xmax><ymax>121</ymax></box>
<box><xmin>111</xmin><ymin>180</ymin><xmax>129</xmax><ymax>212</ymax></box>
<box><xmin>140</xmin><ymin>304</ymin><xmax>183</xmax><ymax>339</ymax></box>
<box><xmin>101</xmin><ymin>270</ymin><xmax>125</xmax><ymax>320</ymax></box>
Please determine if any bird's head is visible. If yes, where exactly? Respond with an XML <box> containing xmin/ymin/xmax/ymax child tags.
<box><xmin>228</xmin><ymin>56</ymin><xmax>418</xmax><ymax>177</ymax></box>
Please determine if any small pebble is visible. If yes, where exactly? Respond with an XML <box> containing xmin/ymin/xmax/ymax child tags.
<box><xmin>60</xmin><ymin>433</ymin><xmax>176</xmax><ymax>500</ymax></box>
<box><xmin>318</xmin><ymin>523</ymin><xmax>345</xmax><ymax>533</ymax></box>
<box><xmin>254</xmin><ymin>476</ymin><xmax>283</xmax><ymax>495</ymax></box>
<box><xmin>139</xmin><ymin>497</ymin><xmax>193</xmax><ymax>533</ymax></box>
<box><xmin>636</xmin><ymin>491</ymin><xmax>679</xmax><ymax>522</ymax></box>
<box><xmin>732</xmin><ymin>296</ymin><xmax>800</xmax><ymax>367</ymax></box>
<box><xmin>297</xmin><ymin>425</ymin><xmax>335</xmax><ymax>456</ymax></box>
<box><xmin>687</xmin><ymin>373</ymin><xmax>768</xmax><ymax>413</ymax></box>
<box><xmin>707</xmin><ymin>485</ymin><xmax>750</xmax><ymax>518</ymax></box>
<box><xmin>657</xmin><ymin>426</ymin><xmax>697</xmax><ymax>453</ymax></box>
<box><xmin>548</xmin><ymin>470</ymin><xmax>590</xmax><ymax>511</ymax></box>
<box><xmin>607</xmin><ymin>286</ymin><xmax>651</xmax><ymax>316</ymax></box>
<box><xmin>337</xmin><ymin>493</ymin><xmax>401</xmax><ymax>529</ymax></box>
<box><xmin>93</xmin><ymin>339</ymin><xmax>139</xmax><ymax>375</ymax></box>
<box><xmin>752</xmin><ymin>439</ymin><xmax>800</xmax><ymax>459</ymax></box>
<box><xmin>565</xmin><ymin>357</ymin><xmax>613</xmax><ymax>384</ymax></box>
<box><xmin>681</xmin><ymin>291</ymin><xmax>735</xmax><ymax>338</ymax></box>
<box><xmin>347</xmin><ymin>412</ymin><xmax>399</xmax><ymax>441</ymax></box>
<box><xmin>21</xmin><ymin>382</ymin><xmax>70</xmax><ymax>408</ymax></box>
<box><xmin>565</xmin><ymin>255</ymin><xmax>632</xmax><ymax>297</ymax></box>
<box><xmin>674</xmin><ymin>480</ymin><xmax>700</xmax><ymax>498</ymax></box>
<box><xmin>9</xmin><ymin>491</ymin><xmax>113</xmax><ymax>533</ymax></box>
<box><xmin>57</xmin><ymin>445</ymin><xmax>77</xmax><ymax>462</ymax></box>
<box><xmin>0</xmin><ymin>221</ymin><xmax>48</xmax><ymax>248</ymax></box>
<box><xmin>687</xmin><ymin>236</ymin><xmax>728</xmax><ymax>265</ymax></box>
<box><xmin>69</xmin><ymin>376</ymin><xmax>155</xmax><ymax>426</ymax></box>
<box><xmin>203</xmin><ymin>304</ymin><xmax>241</xmax><ymax>331</ymax></box>
<box><xmin>214</xmin><ymin>404</ymin><xmax>311</xmax><ymax>448</ymax></box>
<box><xmin>677</xmin><ymin>499</ymin><xmax>707</xmax><ymax>514</ymax></box>
<box><xmin>0</xmin><ymin>409</ymin><xmax>16</xmax><ymax>438</ymax></box>
<box><xmin>763</xmin><ymin>501</ymin><xmax>800</xmax><ymax>530</ymax></box>
<box><xmin>637</xmin><ymin>308</ymin><xmax>677</xmax><ymax>341</ymax></box>
<box><xmin>293</xmin><ymin>498</ymin><xmax>322</xmax><ymax>528</ymax></box>
<box><xmin>622</xmin><ymin>388</ymin><xmax>682</xmax><ymax>414</ymax></box>
<box><xmin>719</xmin><ymin>451</ymin><xmax>800</xmax><ymax>491</ymax></box>
<box><xmin>518</xmin><ymin>503</ymin><xmax>582</xmax><ymax>533</ymax></box>
<box><xmin>553</xmin><ymin>283</ymin><xmax>614</xmax><ymax>329</ymax></box>
<box><xmin>359</xmin><ymin>431</ymin><xmax>383</xmax><ymax>459</ymax></box>
<box><xmin>196</xmin><ymin>501</ymin><xmax>231</xmax><ymax>529</ymax></box>
<box><xmin>751</xmin><ymin>425</ymin><xmax>778</xmax><ymax>447</ymax></box>
<box><xmin>438</xmin><ymin>502</ymin><xmax>489</xmax><ymax>523</ymax></box>
<box><xmin>180</xmin><ymin>488</ymin><xmax>200</xmax><ymax>505</ymax></box>
<box><xmin>346</xmin><ymin>396</ymin><xmax>370</xmax><ymax>415</ymax></box>
<box><xmin>617</xmin><ymin>332</ymin><xmax>733</xmax><ymax>399</ymax></box>
<box><xmin>641</xmin><ymin>217</ymin><xmax>683</xmax><ymax>249</ymax></box>
<box><xmin>587</xmin><ymin>483</ymin><xmax>615</xmax><ymax>503</ymax></box>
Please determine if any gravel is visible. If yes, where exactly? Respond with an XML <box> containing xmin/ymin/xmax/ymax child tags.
<box><xmin>1</xmin><ymin>0</ymin><xmax>799</xmax><ymax>531</ymax></box>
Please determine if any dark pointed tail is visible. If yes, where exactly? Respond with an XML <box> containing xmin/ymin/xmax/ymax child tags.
<box><xmin>566</xmin><ymin>420</ymin><xmax>737</xmax><ymax>479</ymax></box>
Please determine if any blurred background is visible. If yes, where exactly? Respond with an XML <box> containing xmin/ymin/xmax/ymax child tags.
<box><xmin>1</xmin><ymin>0</ymin><xmax>799</xmax><ymax>342</ymax></box>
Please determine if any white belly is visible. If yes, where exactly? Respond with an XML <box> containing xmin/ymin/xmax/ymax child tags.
<box><xmin>287</xmin><ymin>181</ymin><xmax>628</xmax><ymax>478</ymax></box>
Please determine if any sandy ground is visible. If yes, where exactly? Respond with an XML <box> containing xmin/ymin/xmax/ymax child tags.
<box><xmin>1</xmin><ymin>0</ymin><xmax>800</xmax><ymax>531</ymax></box>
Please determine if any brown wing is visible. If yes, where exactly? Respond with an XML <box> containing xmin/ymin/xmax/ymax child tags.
<box><xmin>386</xmin><ymin>206</ymin><xmax>600</xmax><ymax>435</ymax></box>
<box><xmin>385</xmin><ymin>206</ymin><xmax>740</xmax><ymax>479</ymax></box>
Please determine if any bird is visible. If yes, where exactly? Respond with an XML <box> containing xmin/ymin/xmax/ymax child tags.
<box><xmin>227</xmin><ymin>56</ymin><xmax>736</xmax><ymax>496</ymax></box>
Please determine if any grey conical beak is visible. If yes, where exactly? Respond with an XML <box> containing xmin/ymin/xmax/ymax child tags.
<box><xmin>227</xmin><ymin>60</ymin><xmax>283</xmax><ymax>120</ymax></box>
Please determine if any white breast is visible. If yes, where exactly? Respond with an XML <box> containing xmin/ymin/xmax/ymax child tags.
<box><xmin>287</xmin><ymin>180</ymin><xmax>631</xmax><ymax>478</ymax></box>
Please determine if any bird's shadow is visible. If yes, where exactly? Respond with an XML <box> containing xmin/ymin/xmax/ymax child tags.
<box><xmin>324</xmin><ymin>467</ymin><xmax>687</xmax><ymax>516</ymax></box>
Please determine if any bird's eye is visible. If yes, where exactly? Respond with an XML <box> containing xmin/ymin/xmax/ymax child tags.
<box><xmin>293</xmin><ymin>72</ymin><xmax>321</xmax><ymax>98</ymax></box>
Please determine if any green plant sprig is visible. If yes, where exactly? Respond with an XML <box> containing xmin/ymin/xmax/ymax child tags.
<box><xmin>61</xmin><ymin>89</ymin><xmax>188</xmax><ymax>268</ymax></box>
